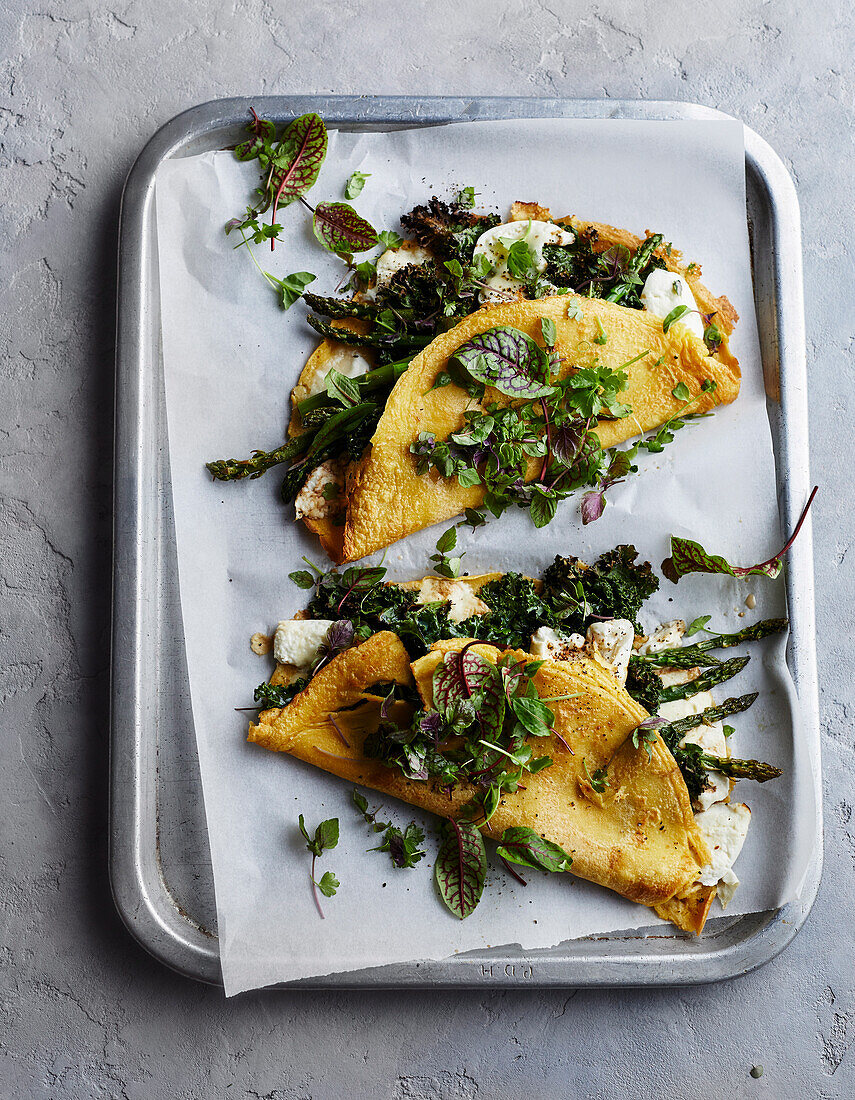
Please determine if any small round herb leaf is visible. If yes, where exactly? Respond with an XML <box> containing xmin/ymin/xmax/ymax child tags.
<box><xmin>344</xmin><ymin>171</ymin><xmax>370</xmax><ymax>199</ymax></box>
<box><xmin>451</xmin><ymin>326</ymin><xmax>555</xmax><ymax>399</ymax></box>
<box><xmin>312</xmin><ymin>202</ymin><xmax>379</xmax><ymax>254</ymax></box>
<box><xmin>435</xmin><ymin>818</ymin><xmax>487</xmax><ymax>919</ymax></box>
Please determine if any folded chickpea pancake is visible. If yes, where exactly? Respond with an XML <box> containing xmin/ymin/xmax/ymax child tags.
<box><xmin>208</xmin><ymin>198</ymin><xmax>741</xmax><ymax>565</ymax></box>
<box><xmin>246</xmin><ymin>546</ymin><xmax>783</xmax><ymax>932</ymax></box>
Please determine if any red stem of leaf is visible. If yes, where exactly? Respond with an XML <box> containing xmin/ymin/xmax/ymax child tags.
<box><xmin>539</xmin><ymin>398</ymin><xmax>552</xmax><ymax>483</ymax></box>
<box><xmin>311</xmin><ymin>855</ymin><xmax>325</xmax><ymax>919</ymax></box>
<box><xmin>500</xmin><ymin>855</ymin><xmax>528</xmax><ymax>887</ymax></box>
<box><xmin>769</xmin><ymin>485</ymin><xmax>818</xmax><ymax>566</ymax></box>
<box><xmin>447</xmin><ymin>817</ymin><xmax>468</xmax><ymax>916</ymax></box>
<box><xmin>270</xmin><ymin>130</ymin><xmax>317</xmax><ymax>250</ymax></box>
<box><xmin>328</xmin><ymin>715</ymin><xmax>351</xmax><ymax>748</ymax></box>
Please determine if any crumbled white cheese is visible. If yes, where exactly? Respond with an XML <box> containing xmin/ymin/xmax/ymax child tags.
<box><xmin>637</xmin><ymin>619</ymin><xmax>686</xmax><ymax>655</ymax></box>
<box><xmin>640</xmin><ymin>267</ymin><xmax>704</xmax><ymax>338</ymax></box>
<box><xmin>375</xmin><ymin>244</ymin><xmax>431</xmax><ymax>286</ymax></box>
<box><xmin>294</xmin><ymin>460</ymin><xmax>345</xmax><ymax>521</ymax></box>
<box><xmin>273</xmin><ymin>619</ymin><xmax>334</xmax><ymax>669</ymax></box>
<box><xmin>657</xmin><ymin>666</ymin><xmax>701</xmax><ymax>690</ymax></box>
<box><xmin>415</xmin><ymin>577</ymin><xmax>489</xmax><ymax>624</ymax></box>
<box><xmin>585</xmin><ymin>619</ymin><xmax>635</xmax><ymax>685</ymax></box>
<box><xmin>716</xmin><ymin>868</ymin><xmax>740</xmax><ymax>909</ymax></box>
<box><xmin>530</xmin><ymin>626</ymin><xmax>585</xmax><ymax>661</ymax></box>
<box><xmin>695</xmin><ymin>802</ymin><xmax>751</xmax><ymax>892</ymax></box>
<box><xmin>473</xmin><ymin>219</ymin><xmax>575</xmax><ymax>301</ymax></box>
<box><xmin>304</xmin><ymin>346</ymin><xmax>373</xmax><ymax>398</ymax></box>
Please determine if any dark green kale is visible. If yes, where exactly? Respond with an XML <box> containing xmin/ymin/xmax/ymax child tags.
<box><xmin>624</xmin><ymin>660</ymin><xmax>664</xmax><ymax>711</ymax></box>
<box><xmin>400</xmin><ymin>196</ymin><xmax>500</xmax><ymax>262</ymax></box>
<box><xmin>457</xmin><ymin>573</ymin><xmax>562</xmax><ymax>649</ymax></box>
<box><xmin>543</xmin><ymin>229</ymin><xmax>666</xmax><ymax>308</ymax></box>
<box><xmin>253</xmin><ymin>678</ymin><xmax>309</xmax><ymax>710</ymax></box>
<box><xmin>541</xmin><ymin>544</ymin><xmax>659</xmax><ymax>633</ymax></box>
<box><xmin>306</xmin><ymin>566</ymin><xmax>454</xmax><ymax>657</ymax></box>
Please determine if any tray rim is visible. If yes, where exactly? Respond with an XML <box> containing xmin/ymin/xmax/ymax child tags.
<box><xmin>110</xmin><ymin>94</ymin><xmax>821</xmax><ymax>989</ymax></box>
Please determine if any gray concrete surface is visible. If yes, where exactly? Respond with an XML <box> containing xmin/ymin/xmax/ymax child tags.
<box><xmin>1</xmin><ymin>1</ymin><xmax>852</xmax><ymax>1096</ymax></box>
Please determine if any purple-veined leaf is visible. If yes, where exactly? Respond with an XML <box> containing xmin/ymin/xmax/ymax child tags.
<box><xmin>662</xmin><ymin>485</ymin><xmax>818</xmax><ymax>583</ymax></box>
<box><xmin>551</xmin><ymin>422</ymin><xmax>587</xmax><ymax>468</ymax></box>
<box><xmin>434</xmin><ymin>818</ymin><xmax>487</xmax><ymax>918</ymax></box>
<box><xmin>495</xmin><ymin>827</ymin><xmax>573</xmax><ymax>872</ymax></box>
<box><xmin>312</xmin><ymin>201</ymin><xmax>379</xmax><ymax>254</ymax></box>
<box><xmin>270</xmin><ymin>113</ymin><xmax>328</xmax><ymax>227</ymax></box>
<box><xmin>433</xmin><ymin>647</ymin><xmax>505</xmax><ymax>734</ymax></box>
<box><xmin>580</xmin><ymin>487</ymin><xmax>606</xmax><ymax>525</ymax></box>
<box><xmin>451</xmin><ymin>326</ymin><xmax>555</xmax><ymax>399</ymax></box>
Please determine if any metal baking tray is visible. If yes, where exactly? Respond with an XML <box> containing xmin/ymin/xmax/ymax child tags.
<box><xmin>110</xmin><ymin>96</ymin><xmax>820</xmax><ymax>988</ymax></box>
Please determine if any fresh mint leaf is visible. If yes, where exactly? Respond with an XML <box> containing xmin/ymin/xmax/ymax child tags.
<box><xmin>540</xmin><ymin>316</ymin><xmax>557</xmax><ymax>347</ymax></box>
<box><xmin>288</xmin><ymin>569</ymin><xmax>316</xmax><ymax>589</ymax></box>
<box><xmin>344</xmin><ymin>170</ymin><xmax>370</xmax><ymax>199</ymax></box>
<box><xmin>435</xmin><ymin>527</ymin><xmax>457</xmax><ymax>554</ymax></box>
<box><xmin>266</xmin><ymin>270</ymin><xmax>316</xmax><ymax>309</ymax></box>
<box><xmin>435</xmin><ymin>818</ymin><xmax>487</xmax><ymax>919</ymax></box>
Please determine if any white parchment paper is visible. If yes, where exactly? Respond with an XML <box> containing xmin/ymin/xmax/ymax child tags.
<box><xmin>155</xmin><ymin>119</ymin><xmax>817</xmax><ymax>996</ymax></box>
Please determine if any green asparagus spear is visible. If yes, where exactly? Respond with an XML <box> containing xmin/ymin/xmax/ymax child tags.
<box><xmin>306</xmin><ymin>314</ymin><xmax>431</xmax><ymax>351</ymax></box>
<box><xmin>302</xmin><ymin>293</ymin><xmax>383</xmax><ymax>322</ymax></box>
<box><xmin>658</xmin><ymin>692</ymin><xmax>759</xmax><ymax>748</ymax></box>
<box><xmin>206</xmin><ymin>432</ymin><xmax>310</xmax><ymax>481</ymax></box>
<box><xmin>703</xmin><ymin>754</ymin><xmax>782</xmax><ymax>783</ymax></box>
<box><xmin>657</xmin><ymin>656</ymin><xmax>750</xmax><ymax>704</ymax></box>
<box><xmin>296</xmin><ymin>357</ymin><xmax>412</xmax><ymax>418</ymax></box>
<box><xmin>605</xmin><ymin>233</ymin><xmax>663</xmax><ymax>304</ymax></box>
<box><xmin>647</xmin><ymin>618</ymin><xmax>788</xmax><ymax>667</ymax></box>
<box><xmin>630</xmin><ymin>650</ymin><xmax>721</xmax><ymax>672</ymax></box>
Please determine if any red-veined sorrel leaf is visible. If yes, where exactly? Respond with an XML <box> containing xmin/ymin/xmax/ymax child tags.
<box><xmin>662</xmin><ymin>487</ymin><xmax>818</xmax><ymax>583</ymax></box>
<box><xmin>434</xmin><ymin>818</ymin><xmax>487</xmax><ymax>918</ymax></box>
<box><xmin>433</xmin><ymin>646</ymin><xmax>500</xmax><ymax>718</ymax></box>
<box><xmin>312</xmin><ymin>201</ymin><xmax>379</xmax><ymax>254</ymax></box>
<box><xmin>451</xmin><ymin>326</ymin><xmax>555</xmax><ymax>399</ymax></box>
<box><xmin>270</xmin><ymin>113</ymin><xmax>328</xmax><ymax>239</ymax></box>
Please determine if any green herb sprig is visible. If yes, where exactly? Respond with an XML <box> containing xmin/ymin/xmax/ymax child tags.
<box><xmin>298</xmin><ymin>814</ymin><xmax>340</xmax><ymax>918</ymax></box>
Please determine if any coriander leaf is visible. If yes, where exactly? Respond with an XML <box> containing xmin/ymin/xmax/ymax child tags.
<box><xmin>567</xmin><ymin>303</ymin><xmax>584</xmax><ymax>321</ymax></box>
<box><xmin>451</xmin><ymin>326</ymin><xmax>555</xmax><ymax>399</ymax></box>
<box><xmin>672</xmin><ymin>381</ymin><xmax>692</xmax><ymax>401</ymax></box>
<box><xmin>504</xmin><ymin>237</ymin><xmax>538</xmax><ymax>279</ymax></box>
<box><xmin>435</xmin><ymin>818</ymin><xmax>487</xmax><ymax>919</ymax></box>
<box><xmin>344</xmin><ymin>170</ymin><xmax>370</xmax><ymax>199</ymax></box>
<box><xmin>312</xmin><ymin>201</ymin><xmax>379</xmax><ymax>254</ymax></box>
<box><xmin>456</xmin><ymin>186</ymin><xmax>476</xmax><ymax>208</ymax></box>
<box><xmin>268</xmin><ymin>270</ymin><xmax>316</xmax><ymax>309</ymax></box>
<box><xmin>495</xmin><ymin>827</ymin><xmax>573</xmax><ymax>873</ymax></box>
<box><xmin>314</xmin><ymin>870</ymin><xmax>339</xmax><ymax>897</ymax></box>
<box><xmin>662</xmin><ymin>487</ymin><xmax>817</xmax><ymax>583</ymax></box>
<box><xmin>378</xmin><ymin>229</ymin><xmax>404</xmax><ymax>249</ymax></box>
<box><xmin>582</xmin><ymin>759</ymin><xmax>610</xmax><ymax>793</ymax></box>
<box><xmin>662</xmin><ymin>304</ymin><xmax>691</xmax><ymax>333</ymax></box>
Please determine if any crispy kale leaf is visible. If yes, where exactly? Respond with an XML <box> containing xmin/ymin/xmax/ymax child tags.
<box><xmin>400</xmin><ymin>196</ymin><xmax>499</xmax><ymax>262</ymax></box>
<box><xmin>541</xmin><ymin>544</ymin><xmax>659</xmax><ymax>633</ymax></box>
<box><xmin>457</xmin><ymin>573</ymin><xmax>562</xmax><ymax>649</ymax></box>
